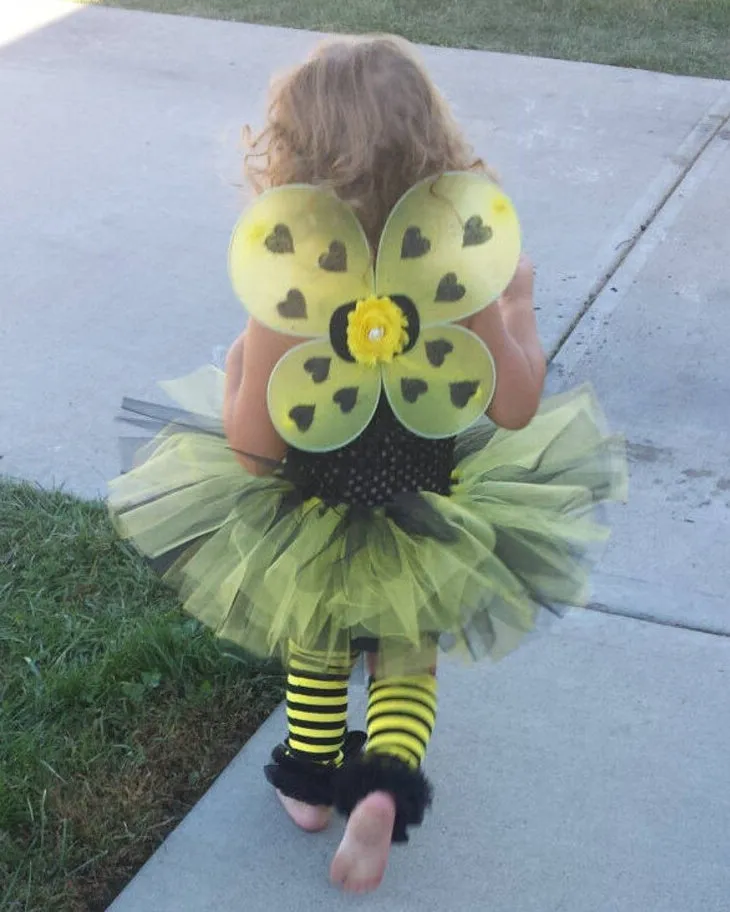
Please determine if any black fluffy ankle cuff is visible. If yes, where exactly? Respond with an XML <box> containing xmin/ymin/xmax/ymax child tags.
<box><xmin>264</xmin><ymin>730</ymin><xmax>367</xmax><ymax>807</ymax></box>
<box><xmin>333</xmin><ymin>753</ymin><xmax>433</xmax><ymax>843</ymax></box>
<box><xmin>264</xmin><ymin>744</ymin><xmax>335</xmax><ymax>805</ymax></box>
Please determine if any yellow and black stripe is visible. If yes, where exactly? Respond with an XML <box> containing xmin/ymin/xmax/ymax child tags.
<box><xmin>366</xmin><ymin>674</ymin><xmax>437</xmax><ymax>768</ymax></box>
<box><xmin>284</xmin><ymin>642</ymin><xmax>438</xmax><ymax>771</ymax></box>
<box><xmin>285</xmin><ymin>643</ymin><xmax>357</xmax><ymax>766</ymax></box>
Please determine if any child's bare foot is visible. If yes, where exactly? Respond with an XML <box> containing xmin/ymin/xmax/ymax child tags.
<box><xmin>330</xmin><ymin>791</ymin><xmax>396</xmax><ymax>893</ymax></box>
<box><xmin>276</xmin><ymin>790</ymin><xmax>332</xmax><ymax>832</ymax></box>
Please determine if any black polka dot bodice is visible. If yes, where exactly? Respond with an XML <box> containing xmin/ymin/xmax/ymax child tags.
<box><xmin>284</xmin><ymin>397</ymin><xmax>456</xmax><ymax>507</ymax></box>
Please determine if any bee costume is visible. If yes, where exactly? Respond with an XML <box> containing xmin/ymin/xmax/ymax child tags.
<box><xmin>109</xmin><ymin>173</ymin><xmax>627</xmax><ymax>840</ymax></box>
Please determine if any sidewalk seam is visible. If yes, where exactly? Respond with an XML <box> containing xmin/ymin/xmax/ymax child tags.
<box><xmin>587</xmin><ymin>603</ymin><xmax>730</xmax><ymax>639</ymax></box>
<box><xmin>549</xmin><ymin>88</ymin><xmax>730</xmax><ymax>361</ymax></box>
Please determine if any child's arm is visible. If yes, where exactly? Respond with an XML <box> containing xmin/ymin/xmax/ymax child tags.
<box><xmin>466</xmin><ymin>255</ymin><xmax>546</xmax><ymax>429</ymax></box>
<box><xmin>223</xmin><ymin>331</ymin><xmax>246</xmax><ymax>432</ymax></box>
<box><xmin>223</xmin><ymin>319</ymin><xmax>293</xmax><ymax>473</ymax></box>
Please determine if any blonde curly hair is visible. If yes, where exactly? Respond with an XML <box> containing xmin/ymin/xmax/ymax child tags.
<box><xmin>244</xmin><ymin>35</ymin><xmax>491</xmax><ymax>250</ymax></box>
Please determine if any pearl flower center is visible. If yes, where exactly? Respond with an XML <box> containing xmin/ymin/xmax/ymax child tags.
<box><xmin>345</xmin><ymin>295</ymin><xmax>409</xmax><ymax>366</ymax></box>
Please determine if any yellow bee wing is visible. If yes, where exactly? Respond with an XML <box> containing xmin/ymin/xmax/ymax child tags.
<box><xmin>375</xmin><ymin>172</ymin><xmax>521</xmax><ymax>326</ymax></box>
<box><xmin>382</xmin><ymin>325</ymin><xmax>495</xmax><ymax>438</ymax></box>
<box><xmin>229</xmin><ymin>186</ymin><xmax>374</xmax><ymax>338</ymax></box>
<box><xmin>267</xmin><ymin>340</ymin><xmax>382</xmax><ymax>452</ymax></box>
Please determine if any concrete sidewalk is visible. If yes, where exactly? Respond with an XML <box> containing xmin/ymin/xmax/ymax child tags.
<box><xmin>111</xmin><ymin>613</ymin><xmax>730</xmax><ymax>912</ymax></box>
<box><xmin>2</xmin><ymin>3</ymin><xmax>730</xmax><ymax>910</ymax></box>
<box><xmin>554</xmin><ymin>127</ymin><xmax>730</xmax><ymax>638</ymax></box>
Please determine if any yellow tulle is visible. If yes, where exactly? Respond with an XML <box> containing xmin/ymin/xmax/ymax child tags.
<box><xmin>109</xmin><ymin>368</ymin><xmax>627</xmax><ymax>674</ymax></box>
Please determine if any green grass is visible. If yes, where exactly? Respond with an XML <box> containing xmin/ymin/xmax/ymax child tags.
<box><xmin>84</xmin><ymin>0</ymin><xmax>730</xmax><ymax>80</ymax></box>
<box><xmin>0</xmin><ymin>481</ymin><xmax>284</xmax><ymax>912</ymax></box>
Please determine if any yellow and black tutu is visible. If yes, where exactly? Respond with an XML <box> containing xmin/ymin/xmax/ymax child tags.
<box><xmin>109</xmin><ymin>366</ymin><xmax>627</xmax><ymax>673</ymax></box>
<box><xmin>109</xmin><ymin>173</ymin><xmax>628</xmax><ymax>675</ymax></box>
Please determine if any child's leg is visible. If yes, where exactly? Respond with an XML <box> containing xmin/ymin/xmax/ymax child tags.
<box><xmin>331</xmin><ymin>641</ymin><xmax>437</xmax><ymax>892</ymax></box>
<box><xmin>264</xmin><ymin>640</ymin><xmax>361</xmax><ymax>832</ymax></box>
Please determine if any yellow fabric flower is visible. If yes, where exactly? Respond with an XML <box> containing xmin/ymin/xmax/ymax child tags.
<box><xmin>346</xmin><ymin>296</ymin><xmax>409</xmax><ymax>366</ymax></box>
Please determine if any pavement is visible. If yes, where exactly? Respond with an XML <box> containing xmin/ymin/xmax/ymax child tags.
<box><xmin>2</xmin><ymin>3</ymin><xmax>730</xmax><ymax>911</ymax></box>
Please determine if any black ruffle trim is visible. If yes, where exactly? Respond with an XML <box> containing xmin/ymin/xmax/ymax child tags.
<box><xmin>333</xmin><ymin>752</ymin><xmax>433</xmax><ymax>843</ymax></box>
<box><xmin>264</xmin><ymin>730</ymin><xmax>367</xmax><ymax>806</ymax></box>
